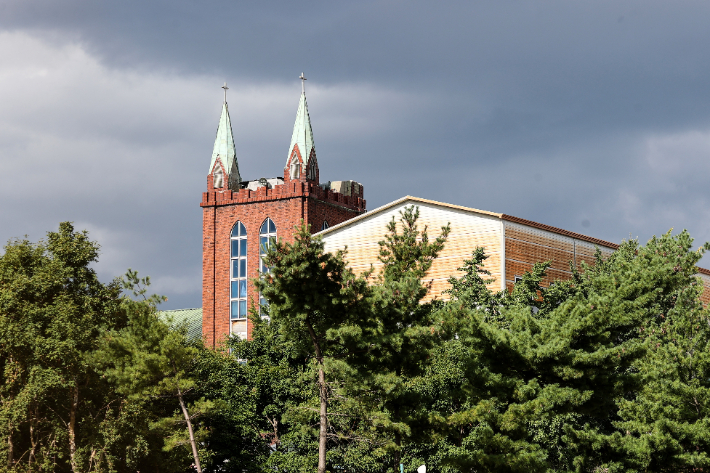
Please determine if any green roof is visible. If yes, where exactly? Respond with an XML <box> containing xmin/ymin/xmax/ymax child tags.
<box><xmin>209</xmin><ymin>102</ymin><xmax>241</xmax><ymax>183</ymax></box>
<box><xmin>159</xmin><ymin>308</ymin><xmax>203</xmax><ymax>341</ymax></box>
<box><xmin>286</xmin><ymin>92</ymin><xmax>316</xmax><ymax>167</ymax></box>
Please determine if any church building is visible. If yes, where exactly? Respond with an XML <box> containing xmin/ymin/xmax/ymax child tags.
<box><xmin>192</xmin><ymin>78</ymin><xmax>710</xmax><ymax>349</ymax></box>
<box><xmin>200</xmin><ymin>79</ymin><xmax>365</xmax><ymax>347</ymax></box>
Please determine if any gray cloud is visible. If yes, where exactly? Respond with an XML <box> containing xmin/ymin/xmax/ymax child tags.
<box><xmin>2</xmin><ymin>1</ymin><xmax>710</xmax><ymax>309</ymax></box>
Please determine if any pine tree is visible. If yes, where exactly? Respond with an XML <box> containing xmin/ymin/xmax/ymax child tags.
<box><xmin>255</xmin><ymin>222</ymin><xmax>371</xmax><ymax>473</ymax></box>
<box><xmin>584</xmin><ymin>231</ymin><xmax>710</xmax><ymax>472</ymax></box>
<box><xmin>436</xmin><ymin>230</ymin><xmax>710</xmax><ymax>472</ymax></box>
<box><xmin>253</xmin><ymin>207</ymin><xmax>451</xmax><ymax>473</ymax></box>
<box><xmin>222</xmin><ymin>314</ymin><xmax>326</xmax><ymax>472</ymax></box>
<box><xmin>343</xmin><ymin>205</ymin><xmax>451</xmax><ymax>469</ymax></box>
<box><xmin>94</xmin><ymin>270</ymin><xmax>213</xmax><ymax>473</ymax></box>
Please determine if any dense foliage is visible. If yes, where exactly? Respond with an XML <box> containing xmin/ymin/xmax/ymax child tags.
<box><xmin>0</xmin><ymin>223</ymin><xmax>183</xmax><ymax>472</ymax></box>
<box><xmin>2</xmin><ymin>211</ymin><xmax>710</xmax><ymax>472</ymax></box>
<box><xmin>0</xmin><ymin>224</ymin><xmax>246</xmax><ymax>473</ymax></box>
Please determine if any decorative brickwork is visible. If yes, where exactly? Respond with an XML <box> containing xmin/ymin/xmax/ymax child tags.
<box><xmin>284</xmin><ymin>144</ymin><xmax>319</xmax><ymax>184</ymax></box>
<box><xmin>201</xmin><ymin>180</ymin><xmax>366</xmax><ymax>348</ymax></box>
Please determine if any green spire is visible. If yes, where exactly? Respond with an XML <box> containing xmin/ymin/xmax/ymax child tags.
<box><xmin>286</xmin><ymin>90</ymin><xmax>316</xmax><ymax>168</ymax></box>
<box><xmin>209</xmin><ymin>100</ymin><xmax>241</xmax><ymax>187</ymax></box>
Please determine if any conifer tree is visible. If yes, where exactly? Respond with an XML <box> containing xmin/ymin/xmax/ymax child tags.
<box><xmin>254</xmin><ymin>208</ymin><xmax>451</xmax><ymax>472</ymax></box>
<box><xmin>95</xmin><ymin>270</ymin><xmax>212</xmax><ymax>473</ymax></box>
<box><xmin>343</xmin><ymin>206</ymin><xmax>451</xmax><ymax>469</ymax></box>
<box><xmin>435</xmin><ymin>230</ymin><xmax>710</xmax><ymax>472</ymax></box>
<box><xmin>578</xmin><ymin>231</ymin><xmax>710</xmax><ymax>472</ymax></box>
<box><xmin>255</xmin><ymin>222</ymin><xmax>370</xmax><ymax>473</ymax></box>
<box><xmin>224</xmin><ymin>314</ymin><xmax>325</xmax><ymax>472</ymax></box>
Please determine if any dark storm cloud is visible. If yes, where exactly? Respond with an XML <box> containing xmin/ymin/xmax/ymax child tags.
<box><xmin>2</xmin><ymin>0</ymin><xmax>710</xmax><ymax>308</ymax></box>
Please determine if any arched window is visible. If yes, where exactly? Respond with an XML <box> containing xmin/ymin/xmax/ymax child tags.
<box><xmin>307</xmin><ymin>158</ymin><xmax>316</xmax><ymax>180</ymax></box>
<box><xmin>213</xmin><ymin>164</ymin><xmax>224</xmax><ymax>188</ymax></box>
<box><xmin>259</xmin><ymin>218</ymin><xmax>277</xmax><ymax>311</ymax></box>
<box><xmin>289</xmin><ymin>154</ymin><xmax>300</xmax><ymax>179</ymax></box>
<box><xmin>321</xmin><ymin>220</ymin><xmax>329</xmax><ymax>231</ymax></box>
<box><xmin>230</xmin><ymin>222</ymin><xmax>248</xmax><ymax>323</ymax></box>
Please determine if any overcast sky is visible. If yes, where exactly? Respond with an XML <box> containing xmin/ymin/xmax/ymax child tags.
<box><xmin>2</xmin><ymin>1</ymin><xmax>710</xmax><ymax>309</ymax></box>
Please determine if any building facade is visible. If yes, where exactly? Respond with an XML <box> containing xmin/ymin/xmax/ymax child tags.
<box><xmin>199</xmin><ymin>84</ymin><xmax>710</xmax><ymax>347</ymax></box>
<box><xmin>201</xmin><ymin>84</ymin><xmax>365</xmax><ymax>348</ymax></box>
<box><xmin>318</xmin><ymin>197</ymin><xmax>618</xmax><ymax>300</ymax></box>
<box><xmin>319</xmin><ymin>197</ymin><xmax>710</xmax><ymax>304</ymax></box>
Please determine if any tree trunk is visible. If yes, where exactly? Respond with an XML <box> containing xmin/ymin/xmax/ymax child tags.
<box><xmin>7</xmin><ymin>426</ymin><xmax>13</xmax><ymax>469</ymax></box>
<box><xmin>318</xmin><ymin>365</ymin><xmax>328</xmax><ymax>473</ymax></box>
<box><xmin>176</xmin><ymin>385</ymin><xmax>202</xmax><ymax>473</ymax></box>
<box><xmin>266</xmin><ymin>415</ymin><xmax>280</xmax><ymax>447</ymax></box>
<box><xmin>69</xmin><ymin>383</ymin><xmax>79</xmax><ymax>473</ymax></box>
<box><xmin>394</xmin><ymin>432</ymin><xmax>402</xmax><ymax>472</ymax></box>
<box><xmin>305</xmin><ymin>319</ymin><xmax>327</xmax><ymax>473</ymax></box>
<box><xmin>29</xmin><ymin>405</ymin><xmax>38</xmax><ymax>468</ymax></box>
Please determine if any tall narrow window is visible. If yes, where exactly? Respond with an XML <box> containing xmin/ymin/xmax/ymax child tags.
<box><xmin>259</xmin><ymin>218</ymin><xmax>277</xmax><ymax>312</ymax></box>
<box><xmin>321</xmin><ymin>220</ymin><xmax>329</xmax><ymax>231</ymax></box>
<box><xmin>289</xmin><ymin>154</ymin><xmax>300</xmax><ymax>179</ymax></box>
<box><xmin>230</xmin><ymin>222</ymin><xmax>248</xmax><ymax>327</ymax></box>
<box><xmin>307</xmin><ymin>158</ymin><xmax>316</xmax><ymax>180</ymax></box>
<box><xmin>213</xmin><ymin>164</ymin><xmax>224</xmax><ymax>188</ymax></box>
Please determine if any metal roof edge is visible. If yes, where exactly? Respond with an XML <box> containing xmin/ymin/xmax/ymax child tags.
<box><xmin>501</xmin><ymin>214</ymin><xmax>619</xmax><ymax>249</ymax></box>
<box><xmin>316</xmin><ymin>195</ymin><xmax>621</xmax><ymax>250</ymax></box>
<box><xmin>314</xmin><ymin>196</ymin><xmax>503</xmax><ymax>237</ymax></box>
<box><xmin>313</xmin><ymin>196</ymin><xmax>710</xmax><ymax>280</ymax></box>
<box><xmin>403</xmin><ymin>196</ymin><xmax>503</xmax><ymax>218</ymax></box>
<box><xmin>160</xmin><ymin>308</ymin><xmax>203</xmax><ymax>314</ymax></box>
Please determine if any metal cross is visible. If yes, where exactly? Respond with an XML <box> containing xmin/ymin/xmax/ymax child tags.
<box><xmin>222</xmin><ymin>82</ymin><xmax>229</xmax><ymax>103</ymax></box>
<box><xmin>299</xmin><ymin>72</ymin><xmax>307</xmax><ymax>93</ymax></box>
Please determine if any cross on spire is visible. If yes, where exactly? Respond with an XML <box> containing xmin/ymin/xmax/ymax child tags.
<box><xmin>299</xmin><ymin>72</ymin><xmax>307</xmax><ymax>94</ymax></box>
<box><xmin>286</xmin><ymin>74</ymin><xmax>316</xmax><ymax>179</ymax></box>
<box><xmin>209</xmin><ymin>83</ymin><xmax>241</xmax><ymax>187</ymax></box>
<box><xmin>222</xmin><ymin>82</ymin><xmax>229</xmax><ymax>103</ymax></box>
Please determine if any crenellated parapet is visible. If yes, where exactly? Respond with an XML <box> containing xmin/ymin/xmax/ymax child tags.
<box><xmin>201</xmin><ymin>178</ymin><xmax>366</xmax><ymax>213</ymax></box>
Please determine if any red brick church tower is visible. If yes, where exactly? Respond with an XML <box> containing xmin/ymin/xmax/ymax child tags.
<box><xmin>201</xmin><ymin>77</ymin><xmax>366</xmax><ymax>348</ymax></box>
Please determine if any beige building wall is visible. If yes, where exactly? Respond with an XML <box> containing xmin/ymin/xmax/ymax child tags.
<box><xmin>320</xmin><ymin>196</ymin><xmax>710</xmax><ymax>305</ymax></box>
<box><xmin>320</xmin><ymin>198</ymin><xmax>504</xmax><ymax>301</ymax></box>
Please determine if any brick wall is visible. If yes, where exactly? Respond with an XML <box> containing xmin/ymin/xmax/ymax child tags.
<box><xmin>201</xmin><ymin>177</ymin><xmax>366</xmax><ymax>348</ymax></box>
